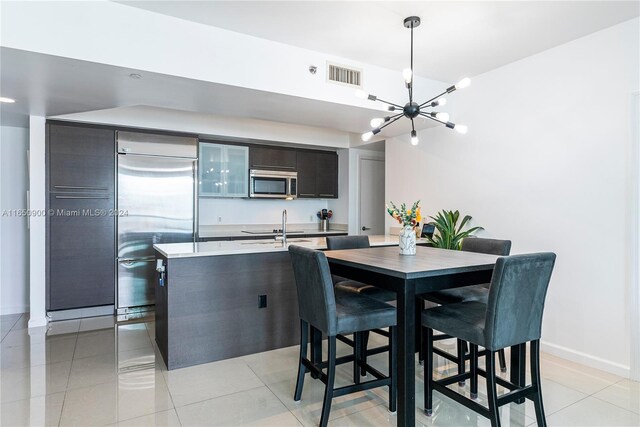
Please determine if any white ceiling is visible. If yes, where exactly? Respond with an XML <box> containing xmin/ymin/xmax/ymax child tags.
<box><xmin>0</xmin><ymin>47</ymin><xmax>437</xmax><ymax>136</ymax></box>
<box><xmin>115</xmin><ymin>1</ymin><xmax>639</xmax><ymax>81</ymax></box>
<box><xmin>2</xmin><ymin>1</ymin><xmax>637</xmax><ymax>135</ymax></box>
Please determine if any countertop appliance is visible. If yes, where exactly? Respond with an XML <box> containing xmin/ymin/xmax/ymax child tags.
<box><xmin>117</xmin><ymin>131</ymin><xmax>197</xmax><ymax>314</ymax></box>
<box><xmin>249</xmin><ymin>169</ymin><xmax>297</xmax><ymax>199</ymax></box>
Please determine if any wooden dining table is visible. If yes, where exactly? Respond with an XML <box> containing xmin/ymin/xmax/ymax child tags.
<box><xmin>324</xmin><ymin>245</ymin><xmax>527</xmax><ymax>426</ymax></box>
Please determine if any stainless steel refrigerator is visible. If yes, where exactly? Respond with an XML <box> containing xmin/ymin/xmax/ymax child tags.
<box><xmin>117</xmin><ymin>131</ymin><xmax>197</xmax><ymax>314</ymax></box>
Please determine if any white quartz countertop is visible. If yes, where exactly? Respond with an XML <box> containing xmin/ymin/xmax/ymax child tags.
<box><xmin>198</xmin><ymin>228</ymin><xmax>347</xmax><ymax>239</ymax></box>
<box><xmin>154</xmin><ymin>235</ymin><xmax>427</xmax><ymax>258</ymax></box>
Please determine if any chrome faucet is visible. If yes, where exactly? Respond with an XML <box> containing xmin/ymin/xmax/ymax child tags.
<box><xmin>281</xmin><ymin>209</ymin><xmax>287</xmax><ymax>244</ymax></box>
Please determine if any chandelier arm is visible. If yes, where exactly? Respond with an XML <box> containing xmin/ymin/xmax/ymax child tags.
<box><xmin>419</xmin><ymin>91</ymin><xmax>448</xmax><ymax>108</ymax></box>
<box><xmin>375</xmin><ymin>98</ymin><xmax>404</xmax><ymax>109</ymax></box>
<box><xmin>411</xmin><ymin>118</ymin><xmax>416</xmax><ymax>132</ymax></box>
<box><xmin>377</xmin><ymin>115</ymin><xmax>404</xmax><ymax>132</ymax></box>
<box><xmin>419</xmin><ymin>112</ymin><xmax>447</xmax><ymax>125</ymax></box>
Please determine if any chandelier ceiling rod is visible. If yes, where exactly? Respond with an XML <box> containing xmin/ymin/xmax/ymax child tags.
<box><xmin>357</xmin><ymin>16</ymin><xmax>471</xmax><ymax>146</ymax></box>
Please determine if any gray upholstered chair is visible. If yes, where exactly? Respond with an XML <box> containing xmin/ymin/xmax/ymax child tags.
<box><xmin>421</xmin><ymin>237</ymin><xmax>512</xmax><ymax>375</ymax></box>
<box><xmin>289</xmin><ymin>245</ymin><xmax>397</xmax><ymax>427</ymax></box>
<box><xmin>422</xmin><ymin>252</ymin><xmax>556</xmax><ymax>427</ymax></box>
<box><xmin>326</xmin><ymin>235</ymin><xmax>396</xmax><ymax>376</ymax></box>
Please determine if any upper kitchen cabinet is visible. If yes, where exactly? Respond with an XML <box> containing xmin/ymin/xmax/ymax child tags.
<box><xmin>199</xmin><ymin>142</ymin><xmax>249</xmax><ymax>197</ymax></box>
<box><xmin>249</xmin><ymin>146</ymin><xmax>297</xmax><ymax>171</ymax></box>
<box><xmin>48</xmin><ymin>124</ymin><xmax>115</xmax><ymax>192</ymax></box>
<box><xmin>296</xmin><ymin>150</ymin><xmax>338</xmax><ymax>199</ymax></box>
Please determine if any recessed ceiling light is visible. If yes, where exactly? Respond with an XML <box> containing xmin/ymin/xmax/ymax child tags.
<box><xmin>0</xmin><ymin>97</ymin><xmax>15</xmax><ymax>103</ymax></box>
<box><xmin>129</xmin><ymin>73</ymin><xmax>142</xmax><ymax>79</ymax></box>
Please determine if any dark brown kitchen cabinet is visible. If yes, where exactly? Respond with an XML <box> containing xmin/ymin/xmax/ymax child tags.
<box><xmin>296</xmin><ymin>150</ymin><xmax>338</xmax><ymax>198</ymax></box>
<box><xmin>46</xmin><ymin>123</ymin><xmax>116</xmax><ymax>311</ymax></box>
<box><xmin>49</xmin><ymin>125</ymin><xmax>116</xmax><ymax>192</ymax></box>
<box><xmin>249</xmin><ymin>146</ymin><xmax>297</xmax><ymax>170</ymax></box>
<box><xmin>48</xmin><ymin>195</ymin><xmax>116</xmax><ymax>310</ymax></box>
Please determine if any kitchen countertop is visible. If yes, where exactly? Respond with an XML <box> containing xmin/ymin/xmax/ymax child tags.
<box><xmin>198</xmin><ymin>224</ymin><xmax>348</xmax><ymax>239</ymax></box>
<box><xmin>155</xmin><ymin>235</ymin><xmax>428</xmax><ymax>258</ymax></box>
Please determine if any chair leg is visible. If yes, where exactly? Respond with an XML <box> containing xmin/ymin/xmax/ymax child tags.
<box><xmin>486</xmin><ymin>351</ymin><xmax>501</xmax><ymax>427</ymax></box>
<box><xmin>294</xmin><ymin>320</ymin><xmax>309</xmax><ymax>402</ymax></box>
<box><xmin>361</xmin><ymin>331</ymin><xmax>370</xmax><ymax>376</ymax></box>
<box><xmin>310</xmin><ymin>326</ymin><xmax>321</xmax><ymax>379</ymax></box>
<box><xmin>424</xmin><ymin>327</ymin><xmax>434</xmax><ymax>416</ymax></box>
<box><xmin>353</xmin><ymin>332</ymin><xmax>361</xmax><ymax>384</ymax></box>
<box><xmin>530</xmin><ymin>340</ymin><xmax>547</xmax><ymax>427</ymax></box>
<box><xmin>319</xmin><ymin>336</ymin><xmax>337</xmax><ymax>427</ymax></box>
<box><xmin>498</xmin><ymin>349</ymin><xmax>507</xmax><ymax>373</ymax></box>
<box><xmin>470</xmin><ymin>343</ymin><xmax>478</xmax><ymax>399</ymax></box>
<box><xmin>457</xmin><ymin>339</ymin><xmax>466</xmax><ymax>386</ymax></box>
<box><xmin>389</xmin><ymin>326</ymin><xmax>397</xmax><ymax>413</ymax></box>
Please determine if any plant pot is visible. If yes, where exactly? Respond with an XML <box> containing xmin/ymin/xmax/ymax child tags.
<box><xmin>399</xmin><ymin>226</ymin><xmax>417</xmax><ymax>255</ymax></box>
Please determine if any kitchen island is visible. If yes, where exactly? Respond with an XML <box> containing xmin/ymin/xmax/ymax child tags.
<box><xmin>153</xmin><ymin>235</ymin><xmax>421</xmax><ymax>369</ymax></box>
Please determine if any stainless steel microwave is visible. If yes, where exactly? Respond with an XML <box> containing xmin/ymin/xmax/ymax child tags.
<box><xmin>249</xmin><ymin>170</ymin><xmax>297</xmax><ymax>199</ymax></box>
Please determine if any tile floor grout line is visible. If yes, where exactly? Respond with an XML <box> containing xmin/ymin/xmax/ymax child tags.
<box><xmin>589</xmin><ymin>390</ymin><xmax>640</xmax><ymax>416</ymax></box>
<box><xmin>57</xmin><ymin>390</ymin><xmax>67</xmax><ymax>427</ymax></box>
<box><xmin>172</xmin><ymin>384</ymin><xmax>268</xmax><ymax>411</ymax></box>
<box><xmin>262</xmin><ymin>380</ymin><xmax>306</xmax><ymax>425</ymax></box>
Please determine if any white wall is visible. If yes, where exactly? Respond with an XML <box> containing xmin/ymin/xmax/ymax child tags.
<box><xmin>28</xmin><ymin>117</ymin><xmax>47</xmax><ymax>328</ymax></box>
<box><xmin>386</xmin><ymin>18</ymin><xmax>640</xmax><ymax>377</ymax></box>
<box><xmin>0</xmin><ymin>126</ymin><xmax>30</xmax><ymax>315</ymax></box>
<box><xmin>199</xmin><ymin>198</ymin><xmax>329</xmax><ymax>227</ymax></box>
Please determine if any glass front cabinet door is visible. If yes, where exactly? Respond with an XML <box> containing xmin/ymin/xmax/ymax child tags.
<box><xmin>199</xmin><ymin>143</ymin><xmax>249</xmax><ymax>197</ymax></box>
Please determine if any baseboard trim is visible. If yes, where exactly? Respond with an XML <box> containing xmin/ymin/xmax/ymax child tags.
<box><xmin>541</xmin><ymin>340</ymin><xmax>630</xmax><ymax>378</ymax></box>
<box><xmin>0</xmin><ymin>305</ymin><xmax>29</xmax><ymax>316</ymax></box>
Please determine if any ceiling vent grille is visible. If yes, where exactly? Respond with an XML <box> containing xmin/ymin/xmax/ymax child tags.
<box><xmin>327</xmin><ymin>62</ymin><xmax>362</xmax><ymax>88</ymax></box>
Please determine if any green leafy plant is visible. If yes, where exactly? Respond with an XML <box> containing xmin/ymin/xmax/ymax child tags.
<box><xmin>426</xmin><ymin>209</ymin><xmax>483</xmax><ymax>250</ymax></box>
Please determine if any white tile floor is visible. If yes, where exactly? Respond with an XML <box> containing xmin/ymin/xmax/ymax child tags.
<box><xmin>0</xmin><ymin>313</ymin><xmax>638</xmax><ymax>427</ymax></box>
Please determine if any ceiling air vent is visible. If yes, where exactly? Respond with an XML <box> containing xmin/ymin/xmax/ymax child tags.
<box><xmin>327</xmin><ymin>62</ymin><xmax>362</xmax><ymax>88</ymax></box>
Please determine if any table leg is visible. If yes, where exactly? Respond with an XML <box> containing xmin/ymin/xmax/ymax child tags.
<box><xmin>510</xmin><ymin>343</ymin><xmax>526</xmax><ymax>404</ymax></box>
<box><xmin>396</xmin><ymin>285</ymin><xmax>416</xmax><ymax>426</ymax></box>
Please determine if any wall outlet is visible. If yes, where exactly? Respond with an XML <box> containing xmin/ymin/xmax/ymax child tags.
<box><xmin>218</xmin><ymin>216</ymin><xmax>222</xmax><ymax>223</ymax></box>
<box><xmin>310</xmin><ymin>215</ymin><xmax>314</xmax><ymax>222</ymax></box>
<box><xmin>258</xmin><ymin>294</ymin><xmax>267</xmax><ymax>308</ymax></box>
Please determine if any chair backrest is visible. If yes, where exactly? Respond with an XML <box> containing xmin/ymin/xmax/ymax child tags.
<box><xmin>288</xmin><ymin>245</ymin><xmax>337</xmax><ymax>335</ymax></box>
<box><xmin>461</xmin><ymin>237</ymin><xmax>512</xmax><ymax>256</ymax></box>
<box><xmin>325</xmin><ymin>235</ymin><xmax>371</xmax><ymax>250</ymax></box>
<box><xmin>484</xmin><ymin>253</ymin><xmax>556</xmax><ymax>350</ymax></box>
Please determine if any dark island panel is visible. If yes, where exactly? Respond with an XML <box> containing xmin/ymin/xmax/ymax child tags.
<box><xmin>155</xmin><ymin>251</ymin><xmax>300</xmax><ymax>370</ymax></box>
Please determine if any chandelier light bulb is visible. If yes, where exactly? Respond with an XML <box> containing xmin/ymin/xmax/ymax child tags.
<box><xmin>361</xmin><ymin>131</ymin><xmax>374</xmax><ymax>141</ymax></box>
<box><xmin>437</xmin><ymin>98</ymin><xmax>447</xmax><ymax>106</ymax></box>
<box><xmin>402</xmin><ymin>68</ymin><xmax>413</xmax><ymax>84</ymax></box>
<box><xmin>435</xmin><ymin>112</ymin><xmax>450</xmax><ymax>122</ymax></box>
<box><xmin>0</xmin><ymin>97</ymin><xmax>15</xmax><ymax>103</ymax></box>
<box><xmin>410</xmin><ymin>130</ymin><xmax>419</xmax><ymax>146</ymax></box>
<box><xmin>455</xmin><ymin>78</ymin><xmax>471</xmax><ymax>90</ymax></box>
<box><xmin>355</xmin><ymin>89</ymin><xmax>368</xmax><ymax>99</ymax></box>
<box><xmin>455</xmin><ymin>124</ymin><xmax>468</xmax><ymax>134</ymax></box>
<box><xmin>370</xmin><ymin>118</ymin><xmax>385</xmax><ymax>128</ymax></box>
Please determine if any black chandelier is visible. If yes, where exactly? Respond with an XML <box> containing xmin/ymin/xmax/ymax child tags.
<box><xmin>357</xmin><ymin>16</ymin><xmax>470</xmax><ymax>145</ymax></box>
